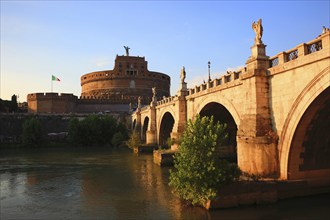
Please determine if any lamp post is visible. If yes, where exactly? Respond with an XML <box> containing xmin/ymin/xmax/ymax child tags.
<box><xmin>208</xmin><ymin>61</ymin><xmax>211</xmax><ymax>82</ymax></box>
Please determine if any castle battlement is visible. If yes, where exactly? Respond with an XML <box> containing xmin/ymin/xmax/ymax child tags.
<box><xmin>27</xmin><ymin>93</ymin><xmax>78</xmax><ymax>113</ymax></box>
<box><xmin>27</xmin><ymin>93</ymin><xmax>78</xmax><ymax>101</ymax></box>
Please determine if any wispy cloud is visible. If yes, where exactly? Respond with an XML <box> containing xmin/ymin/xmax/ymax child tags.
<box><xmin>187</xmin><ymin>75</ymin><xmax>206</xmax><ymax>88</ymax></box>
<box><xmin>185</xmin><ymin>65</ymin><xmax>245</xmax><ymax>89</ymax></box>
<box><xmin>90</xmin><ymin>58</ymin><xmax>111</xmax><ymax>68</ymax></box>
<box><xmin>213</xmin><ymin>65</ymin><xmax>245</xmax><ymax>79</ymax></box>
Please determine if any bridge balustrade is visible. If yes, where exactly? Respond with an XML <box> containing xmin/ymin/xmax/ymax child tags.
<box><xmin>186</xmin><ymin>69</ymin><xmax>246</xmax><ymax>97</ymax></box>
<box><xmin>216</xmin><ymin>78</ymin><xmax>222</xmax><ymax>86</ymax></box>
<box><xmin>224</xmin><ymin>74</ymin><xmax>231</xmax><ymax>83</ymax></box>
<box><xmin>234</xmin><ymin>71</ymin><xmax>242</xmax><ymax>80</ymax></box>
<box><xmin>208</xmin><ymin>81</ymin><xmax>214</xmax><ymax>88</ymax></box>
<box><xmin>307</xmin><ymin>40</ymin><xmax>322</xmax><ymax>54</ymax></box>
<box><xmin>141</xmin><ymin>106</ymin><xmax>148</xmax><ymax>111</ymax></box>
<box><xmin>269</xmin><ymin>37</ymin><xmax>325</xmax><ymax>69</ymax></box>
<box><xmin>156</xmin><ymin>95</ymin><xmax>177</xmax><ymax>106</ymax></box>
<box><xmin>269</xmin><ymin>57</ymin><xmax>279</xmax><ymax>67</ymax></box>
<box><xmin>285</xmin><ymin>49</ymin><xmax>299</xmax><ymax>62</ymax></box>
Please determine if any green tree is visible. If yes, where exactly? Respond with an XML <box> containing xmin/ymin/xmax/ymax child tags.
<box><xmin>169</xmin><ymin>115</ymin><xmax>241</xmax><ymax>207</ymax></box>
<box><xmin>100</xmin><ymin>115</ymin><xmax>117</xmax><ymax>144</ymax></box>
<box><xmin>68</xmin><ymin>115</ymin><xmax>129</xmax><ymax>147</ymax></box>
<box><xmin>22</xmin><ymin>118</ymin><xmax>43</xmax><ymax>147</ymax></box>
<box><xmin>126</xmin><ymin>131</ymin><xmax>141</xmax><ymax>149</ymax></box>
<box><xmin>11</xmin><ymin>95</ymin><xmax>18</xmax><ymax>112</ymax></box>
<box><xmin>68</xmin><ymin>117</ymin><xmax>80</xmax><ymax>144</ymax></box>
<box><xmin>116</xmin><ymin>122</ymin><xmax>129</xmax><ymax>140</ymax></box>
<box><xmin>111</xmin><ymin>132</ymin><xmax>124</xmax><ymax>147</ymax></box>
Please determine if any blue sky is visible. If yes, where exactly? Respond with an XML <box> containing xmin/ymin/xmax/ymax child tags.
<box><xmin>1</xmin><ymin>1</ymin><xmax>329</xmax><ymax>102</ymax></box>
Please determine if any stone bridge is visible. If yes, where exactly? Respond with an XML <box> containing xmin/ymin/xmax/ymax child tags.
<box><xmin>131</xmin><ymin>28</ymin><xmax>330</xmax><ymax>185</ymax></box>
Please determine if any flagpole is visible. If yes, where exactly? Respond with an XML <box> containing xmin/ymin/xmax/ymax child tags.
<box><xmin>51</xmin><ymin>76</ymin><xmax>53</xmax><ymax>93</ymax></box>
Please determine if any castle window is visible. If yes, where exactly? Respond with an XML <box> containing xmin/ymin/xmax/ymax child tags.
<box><xmin>126</xmin><ymin>70</ymin><xmax>138</xmax><ymax>76</ymax></box>
<box><xmin>130</xmin><ymin>80</ymin><xmax>136</xmax><ymax>88</ymax></box>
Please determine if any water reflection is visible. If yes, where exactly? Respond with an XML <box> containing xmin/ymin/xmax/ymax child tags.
<box><xmin>0</xmin><ymin>147</ymin><xmax>329</xmax><ymax>220</ymax></box>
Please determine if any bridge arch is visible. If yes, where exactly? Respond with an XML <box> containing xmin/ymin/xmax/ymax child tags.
<box><xmin>199</xmin><ymin>102</ymin><xmax>238</xmax><ymax>162</ymax></box>
<box><xmin>158</xmin><ymin>111</ymin><xmax>175</xmax><ymax>148</ymax></box>
<box><xmin>193</xmin><ymin>94</ymin><xmax>240</xmax><ymax>127</ymax></box>
<box><xmin>132</xmin><ymin>118</ymin><xmax>137</xmax><ymax>130</ymax></box>
<box><xmin>141</xmin><ymin>116</ymin><xmax>149</xmax><ymax>143</ymax></box>
<box><xmin>279</xmin><ymin>67</ymin><xmax>330</xmax><ymax>180</ymax></box>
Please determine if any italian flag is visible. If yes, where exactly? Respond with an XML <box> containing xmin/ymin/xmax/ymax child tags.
<box><xmin>52</xmin><ymin>75</ymin><xmax>60</xmax><ymax>81</ymax></box>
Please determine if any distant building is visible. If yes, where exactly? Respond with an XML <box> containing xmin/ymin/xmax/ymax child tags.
<box><xmin>27</xmin><ymin>51</ymin><xmax>171</xmax><ymax>114</ymax></box>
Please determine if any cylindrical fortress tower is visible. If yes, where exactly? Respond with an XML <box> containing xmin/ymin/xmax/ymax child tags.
<box><xmin>80</xmin><ymin>54</ymin><xmax>171</xmax><ymax>105</ymax></box>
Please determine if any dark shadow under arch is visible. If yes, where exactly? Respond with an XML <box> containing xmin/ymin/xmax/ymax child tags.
<box><xmin>132</xmin><ymin>119</ymin><xmax>137</xmax><ymax>131</ymax></box>
<box><xmin>142</xmin><ymin>117</ymin><xmax>149</xmax><ymax>143</ymax></box>
<box><xmin>288</xmin><ymin>87</ymin><xmax>330</xmax><ymax>179</ymax></box>
<box><xmin>199</xmin><ymin>102</ymin><xmax>237</xmax><ymax>162</ymax></box>
<box><xmin>159</xmin><ymin>112</ymin><xmax>175</xmax><ymax>148</ymax></box>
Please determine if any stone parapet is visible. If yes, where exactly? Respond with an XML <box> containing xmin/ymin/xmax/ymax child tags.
<box><xmin>268</xmin><ymin>30</ymin><xmax>329</xmax><ymax>72</ymax></box>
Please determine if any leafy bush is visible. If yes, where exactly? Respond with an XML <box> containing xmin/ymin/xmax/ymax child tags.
<box><xmin>112</xmin><ymin>132</ymin><xmax>124</xmax><ymax>147</ymax></box>
<box><xmin>22</xmin><ymin>118</ymin><xmax>43</xmax><ymax>147</ymax></box>
<box><xmin>68</xmin><ymin>115</ymin><xmax>128</xmax><ymax>147</ymax></box>
<box><xmin>126</xmin><ymin>131</ymin><xmax>141</xmax><ymax>149</ymax></box>
<box><xmin>169</xmin><ymin>115</ymin><xmax>241</xmax><ymax>206</ymax></box>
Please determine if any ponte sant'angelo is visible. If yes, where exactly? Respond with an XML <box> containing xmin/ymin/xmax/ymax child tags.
<box><xmin>131</xmin><ymin>21</ymin><xmax>330</xmax><ymax>187</ymax></box>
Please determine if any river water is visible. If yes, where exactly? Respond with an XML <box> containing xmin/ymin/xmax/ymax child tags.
<box><xmin>0</xmin><ymin>147</ymin><xmax>329</xmax><ymax>220</ymax></box>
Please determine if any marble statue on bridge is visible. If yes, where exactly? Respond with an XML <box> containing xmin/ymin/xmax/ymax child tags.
<box><xmin>180</xmin><ymin>66</ymin><xmax>186</xmax><ymax>83</ymax></box>
<box><xmin>252</xmin><ymin>19</ymin><xmax>263</xmax><ymax>45</ymax></box>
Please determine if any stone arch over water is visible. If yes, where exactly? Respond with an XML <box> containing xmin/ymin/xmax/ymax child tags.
<box><xmin>287</xmin><ymin>87</ymin><xmax>330</xmax><ymax>180</ymax></box>
<box><xmin>142</xmin><ymin>116</ymin><xmax>149</xmax><ymax>143</ymax></box>
<box><xmin>158</xmin><ymin>112</ymin><xmax>175</xmax><ymax>148</ymax></box>
<box><xmin>132</xmin><ymin>119</ymin><xmax>137</xmax><ymax>130</ymax></box>
<box><xmin>199</xmin><ymin>102</ymin><xmax>238</xmax><ymax>163</ymax></box>
<box><xmin>279</xmin><ymin>67</ymin><xmax>330</xmax><ymax>180</ymax></box>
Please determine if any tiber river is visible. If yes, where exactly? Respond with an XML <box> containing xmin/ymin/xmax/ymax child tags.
<box><xmin>1</xmin><ymin>147</ymin><xmax>329</xmax><ymax>220</ymax></box>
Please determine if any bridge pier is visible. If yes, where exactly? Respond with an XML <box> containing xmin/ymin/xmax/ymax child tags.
<box><xmin>170</xmin><ymin>132</ymin><xmax>180</xmax><ymax>151</ymax></box>
<box><xmin>146</xmin><ymin>101</ymin><xmax>157</xmax><ymax>145</ymax></box>
<box><xmin>134</xmin><ymin>108</ymin><xmax>142</xmax><ymax>137</ymax></box>
<box><xmin>237</xmin><ymin>42</ymin><xmax>279</xmax><ymax>177</ymax></box>
<box><xmin>237</xmin><ymin>136</ymin><xmax>278</xmax><ymax>176</ymax></box>
<box><xmin>146</xmin><ymin>130</ymin><xmax>157</xmax><ymax>144</ymax></box>
<box><xmin>171</xmin><ymin>81</ymin><xmax>188</xmax><ymax>151</ymax></box>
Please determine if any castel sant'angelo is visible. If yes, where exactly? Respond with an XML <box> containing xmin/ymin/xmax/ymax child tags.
<box><xmin>27</xmin><ymin>47</ymin><xmax>171</xmax><ymax>114</ymax></box>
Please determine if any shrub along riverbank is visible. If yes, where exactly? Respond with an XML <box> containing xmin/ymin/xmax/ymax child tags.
<box><xmin>68</xmin><ymin>115</ymin><xmax>128</xmax><ymax>147</ymax></box>
<box><xmin>0</xmin><ymin>115</ymin><xmax>129</xmax><ymax>148</ymax></box>
<box><xmin>169</xmin><ymin>115</ymin><xmax>241</xmax><ymax>208</ymax></box>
